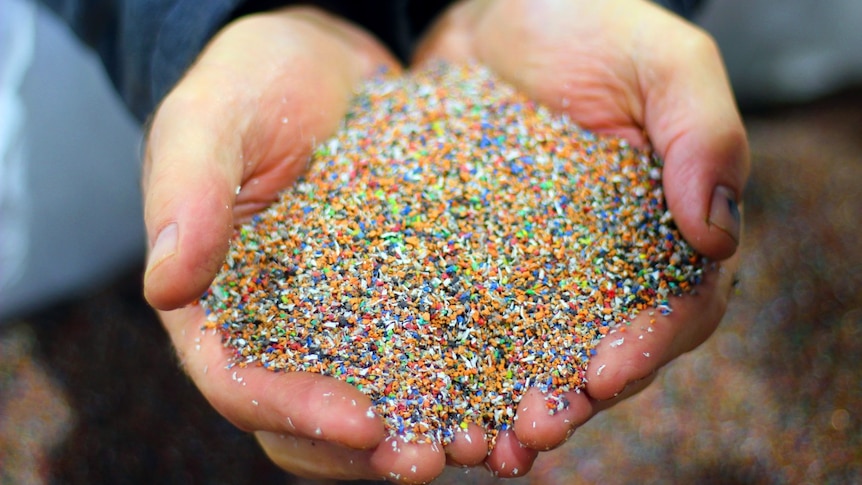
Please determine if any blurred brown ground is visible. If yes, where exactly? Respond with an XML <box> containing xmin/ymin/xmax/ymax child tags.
<box><xmin>1</xmin><ymin>89</ymin><xmax>860</xmax><ymax>485</ymax></box>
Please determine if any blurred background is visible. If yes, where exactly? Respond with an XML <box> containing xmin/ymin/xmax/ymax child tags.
<box><xmin>1</xmin><ymin>0</ymin><xmax>860</xmax><ymax>483</ymax></box>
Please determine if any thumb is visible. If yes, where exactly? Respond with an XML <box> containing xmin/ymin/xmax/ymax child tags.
<box><xmin>142</xmin><ymin>88</ymin><xmax>243</xmax><ymax>310</ymax></box>
<box><xmin>640</xmin><ymin>24</ymin><xmax>750</xmax><ymax>261</ymax></box>
<box><xmin>141</xmin><ymin>7</ymin><xmax>403</xmax><ymax>311</ymax></box>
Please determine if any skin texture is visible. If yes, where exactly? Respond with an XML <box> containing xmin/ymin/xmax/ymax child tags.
<box><xmin>142</xmin><ymin>0</ymin><xmax>749</xmax><ymax>482</ymax></box>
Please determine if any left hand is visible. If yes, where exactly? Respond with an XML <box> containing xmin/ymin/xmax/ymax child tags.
<box><xmin>414</xmin><ymin>0</ymin><xmax>749</xmax><ymax>476</ymax></box>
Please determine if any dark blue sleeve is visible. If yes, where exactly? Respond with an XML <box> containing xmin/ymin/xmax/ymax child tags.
<box><xmin>39</xmin><ymin>0</ymin><xmax>452</xmax><ymax>122</ymax></box>
<box><xmin>41</xmin><ymin>0</ymin><xmax>245</xmax><ymax>123</ymax></box>
<box><xmin>41</xmin><ymin>0</ymin><xmax>705</xmax><ymax>124</ymax></box>
<box><xmin>657</xmin><ymin>0</ymin><xmax>704</xmax><ymax>18</ymax></box>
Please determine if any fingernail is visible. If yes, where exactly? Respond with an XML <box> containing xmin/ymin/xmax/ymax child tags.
<box><xmin>147</xmin><ymin>223</ymin><xmax>178</xmax><ymax>272</ymax></box>
<box><xmin>708</xmin><ymin>185</ymin><xmax>740</xmax><ymax>244</ymax></box>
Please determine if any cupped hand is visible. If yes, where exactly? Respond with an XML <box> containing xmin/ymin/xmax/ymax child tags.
<box><xmin>415</xmin><ymin>0</ymin><xmax>749</xmax><ymax>475</ymax></box>
<box><xmin>142</xmin><ymin>7</ymin><xmax>489</xmax><ymax>483</ymax></box>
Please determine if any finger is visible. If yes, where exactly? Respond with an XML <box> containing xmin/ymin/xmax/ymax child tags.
<box><xmin>258</xmin><ymin>432</ymin><xmax>448</xmax><ymax>484</ymax></box>
<box><xmin>665</xmin><ymin>248</ymin><xmax>742</xmax><ymax>358</ymax></box>
<box><xmin>591</xmin><ymin>372</ymin><xmax>658</xmax><ymax>414</ymax></box>
<box><xmin>162</xmin><ymin>305</ymin><xmax>386</xmax><ymax>449</ymax></box>
<box><xmin>484</xmin><ymin>430</ymin><xmax>538</xmax><ymax>479</ymax></box>
<box><xmin>256</xmin><ymin>431</ymin><xmax>379</xmax><ymax>481</ymax></box>
<box><xmin>142</xmin><ymin>83</ymin><xmax>242</xmax><ymax>310</ymax></box>
<box><xmin>585</xmin><ymin>251</ymin><xmax>740</xmax><ymax>401</ymax></box>
<box><xmin>369</xmin><ymin>436</ymin><xmax>447</xmax><ymax>484</ymax></box>
<box><xmin>444</xmin><ymin>423</ymin><xmax>489</xmax><ymax>467</ymax></box>
<box><xmin>411</xmin><ymin>0</ymin><xmax>480</xmax><ymax>65</ymax></box>
<box><xmin>142</xmin><ymin>8</ymin><xmax>400</xmax><ymax>311</ymax></box>
<box><xmin>513</xmin><ymin>387</ymin><xmax>592</xmax><ymax>451</ymax></box>
<box><xmin>636</xmin><ymin>17</ymin><xmax>750</xmax><ymax>261</ymax></box>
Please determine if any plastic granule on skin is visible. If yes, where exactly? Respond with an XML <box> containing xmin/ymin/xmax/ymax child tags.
<box><xmin>201</xmin><ymin>63</ymin><xmax>706</xmax><ymax>445</ymax></box>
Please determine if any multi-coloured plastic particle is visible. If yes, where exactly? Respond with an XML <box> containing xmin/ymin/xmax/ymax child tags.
<box><xmin>201</xmin><ymin>63</ymin><xmax>706</xmax><ymax>445</ymax></box>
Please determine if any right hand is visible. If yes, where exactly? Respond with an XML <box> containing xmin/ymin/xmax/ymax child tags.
<box><xmin>142</xmin><ymin>7</ymin><xmax>490</xmax><ymax>483</ymax></box>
